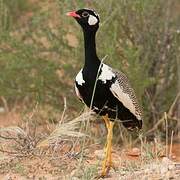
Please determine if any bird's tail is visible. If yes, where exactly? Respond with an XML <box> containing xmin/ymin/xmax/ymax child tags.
<box><xmin>122</xmin><ymin>118</ymin><xmax>142</xmax><ymax>131</ymax></box>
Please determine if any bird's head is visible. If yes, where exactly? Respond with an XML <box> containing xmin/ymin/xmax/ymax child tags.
<box><xmin>66</xmin><ymin>8</ymin><xmax>100</xmax><ymax>32</ymax></box>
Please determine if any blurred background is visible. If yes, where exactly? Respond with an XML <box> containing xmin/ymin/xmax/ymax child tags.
<box><xmin>0</xmin><ymin>0</ymin><xmax>179</xmax><ymax>136</ymax></box>
<box><xmin>0</xmin><ymin>0</ymin><xmax>179</xmax><ymax>179</ymax></box>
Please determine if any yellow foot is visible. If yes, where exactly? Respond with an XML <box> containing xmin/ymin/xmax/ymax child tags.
<box><xmin>101</xmin><ymin>150</ymin><xmax>115</xmax><ymax>177</ymax></box>
<box><xmin>101</xmin><ymin>165</ymin><xmax>111</xmax><ymax>178</ymax></box>
<box><xmin>107</xmin><ymin>161</ymin><xmax>116</xmax><ymax>169</ymax></box>
<box><xmin>96</xmin><ymin>172</ymin><xmax>110</xmax><ymax>179</ymax></box>
<box><xmin>101</xmin><ymin>159</ymin><xmax>116</xmax><ymax>177</ymax></box>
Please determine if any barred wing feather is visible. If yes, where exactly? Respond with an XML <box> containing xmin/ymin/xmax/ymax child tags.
<box><xmin>110</xmin><ymin>70</ymin><xmax>142</xmax><ymax>121</ymax></box>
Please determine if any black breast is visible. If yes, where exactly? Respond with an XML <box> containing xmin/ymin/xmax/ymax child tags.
<box><xmin>76</xmin><ymin>77</ymin><xmax>140</xmax><ymax>126</ymax></box>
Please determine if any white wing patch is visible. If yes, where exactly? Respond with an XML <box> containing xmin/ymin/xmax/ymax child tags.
<box><xmin>98</xmin><ymin>64</ymin><xmax>115</xmax><ymax>83</ymax></box>
<box><xmin>76</xmin><ymin>69</ymin><xmax>85</xmax><ymax>85</ymax></box>
<box><xmin>88</xmin><ymin>15</ymin><xmax>98</xmax><ymax>25</ymax></box>
<box><xmin>110</xmin><ymin>80</ymin><xmax>141</xmax><ymax>120</ymax></box>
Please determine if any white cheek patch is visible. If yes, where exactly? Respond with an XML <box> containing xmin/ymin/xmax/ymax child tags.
<box><xmin>88</xmin><ymin>15</ymin><xmax>98</xmax><ymax>25</ymax></box>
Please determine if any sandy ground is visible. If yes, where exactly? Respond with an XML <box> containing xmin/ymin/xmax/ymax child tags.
<box><xmin>0</xmin><ymin>112</ymin><xmax>180</xmax><ymax>179</ymax></box>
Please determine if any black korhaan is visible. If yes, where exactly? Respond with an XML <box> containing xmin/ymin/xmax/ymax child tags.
<box><xmin>67</xmin><ymin>8</ymin><xmax>143</xmax><ymax>177</ymax></box>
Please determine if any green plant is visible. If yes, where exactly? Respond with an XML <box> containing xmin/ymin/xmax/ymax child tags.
<box><xmin>0</xmin><ymin>0</ymin><xmax>179</xmax><ymax>136</ymax></box>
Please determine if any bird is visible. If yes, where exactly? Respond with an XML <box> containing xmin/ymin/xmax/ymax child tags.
<box><xmin>67</xmin><ymin>8</ymin><xmax>143</xmax><ymax>177</ymax></box>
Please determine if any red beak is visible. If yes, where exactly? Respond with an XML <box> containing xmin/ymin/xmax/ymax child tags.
<box><xmin>66</xmin><ymin>11</ymin><xmax>80</xmax><ymax>18</ymax></box>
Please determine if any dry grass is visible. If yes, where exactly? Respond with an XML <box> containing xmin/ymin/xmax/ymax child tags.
<box><xmin>0</xmin><ymin>0</ymin><xmax>179</xmax><ymax>179</ymax></box>
<box><xmin>0</xmin><ymin>54</ymin><xmax>179</xmax><ymax>179</ymax></box>
<box><xmin>0</xmin><ymin>107</ymin><xmax>179</xmax><ymax>179</ymax></box>
<box><xmin>37</xmin><ymin>111</ymin><xmax>93</xmax><ymax>148</ymax></box>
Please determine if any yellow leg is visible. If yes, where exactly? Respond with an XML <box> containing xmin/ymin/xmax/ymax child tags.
<box><xmin>107</xmin><ymin>121</ymin><xmax>114</xmax><ymax>167</ymax></box>
<box><xmin>101</xmin><ymin>115</ymin><xmax>114</xmax><ymax>177</ymax></box>
<box><xmin>103</xmin><ymin>114</ymin><xmax>110</xmax><ymax>129</ymax></box>
<box><xmin>102</xmin><ymin>114</ymin><xmax>109</xmax><ymax>151</ymax></box>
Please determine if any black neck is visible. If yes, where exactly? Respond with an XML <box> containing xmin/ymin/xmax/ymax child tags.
<box><xmin>83</xmin><ymin>30</ymin><xmax>100</xmax><ymax>69</ymax></box>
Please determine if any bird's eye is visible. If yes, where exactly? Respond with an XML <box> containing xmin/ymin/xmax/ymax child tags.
<box><xmin>82</xmin><ymin>11</ymin><xmax>89</xmax><ymax>17</ymax></box>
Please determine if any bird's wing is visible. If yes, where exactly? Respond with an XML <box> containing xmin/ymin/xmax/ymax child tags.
<box><xmin>110</xmin><ymin>69</ymin><xmax>142</xmax><ymax>121</ymax></box>
<box><xmin>74</xmin><ymin>69</ymin><xmax>85</xmax><ymax>102</ymax></box>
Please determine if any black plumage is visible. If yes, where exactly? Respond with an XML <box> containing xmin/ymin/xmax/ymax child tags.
<box><xmin>67</xmin><ymin>8</ymin><xmax>143</xmax><ymax>176</ymax></box>
<box><xmin>68</xmin><ymin>8</ymin><xmax>142</xmax><ymax>129</ymax></box>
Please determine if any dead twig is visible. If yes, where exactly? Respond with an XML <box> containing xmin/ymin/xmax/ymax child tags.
<box><xmin>60</xmin><ymin>97</ymin><xmax>67</xmax><ymax>124</ymax></box>
<box><xmin>0</xmin><ymin>96</ymin><xmax>9</xmax><ymax>112</ymax></box>
<box><xmin>0</xmin><ymin>148</ymin><xmax>18</xmax><ymax>155</ymax></box>
<box><xmin>144</xmin><ymin>116</ymin><xmax>165</xmax><ymax>136</ymax></box>
<box><xmin>145</xmin><ymin>92</ymin><xmax>180</xmax><ymax>136</ymax></box>
<box><xmin>168</xmin><ymin>92</ymin><xmax>180</xmax><ymax>117</ymax></box>
<box><xmin>133</xmin><ymin>93</ymin><xmax>180</xmax><ymax>145</ymax></box>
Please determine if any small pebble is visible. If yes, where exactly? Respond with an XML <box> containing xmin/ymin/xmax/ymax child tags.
<box><xmin>94</xmin><ymin>150</ymin><xmax>105</xmax><ymax>160</ymax></box>
<box><xmin>132</xmin><ymin>147</ymin><xmax>140</xmax><ymax>154</ymax></box>
<box><xmin>162</xmin><ymin>157</ymin><xmax>172</xmax><ymax>164</ymax></box>
<box><xmin>168</xmin><ymin>164</ymin><xmax>175</xmax><ymax>170</ymax></box>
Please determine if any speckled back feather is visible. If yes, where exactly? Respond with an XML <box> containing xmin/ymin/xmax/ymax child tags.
<box><xmin>112</xmin><ymin>69</ymin><xmax>143</xmax><ymax>120</ymax></box>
